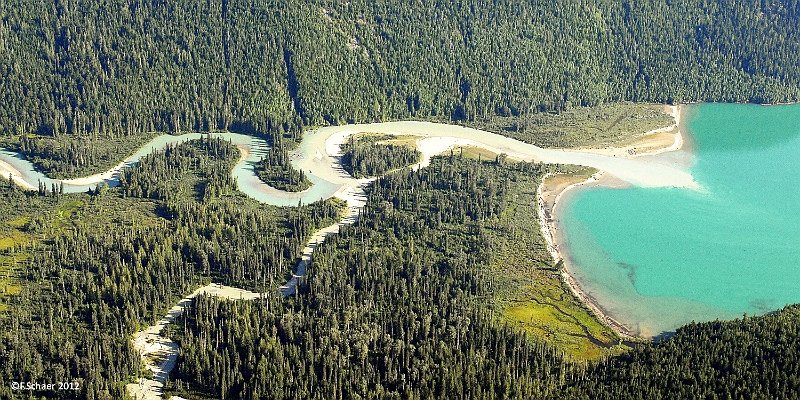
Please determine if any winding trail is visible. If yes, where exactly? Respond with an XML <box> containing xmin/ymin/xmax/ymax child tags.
<box><xmin>1</xmin><ymin>117</ymin><xmax>694</xmax><ymax>399</ymax></box>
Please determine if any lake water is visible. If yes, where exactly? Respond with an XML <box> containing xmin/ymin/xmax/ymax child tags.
<box><xmin>560</xmin><ymin>103</ymin><xmax>800</xmax><ymax>337</ymax></box>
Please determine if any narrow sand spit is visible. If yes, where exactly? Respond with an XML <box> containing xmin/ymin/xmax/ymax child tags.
<box><xmin>537</xmin><ymin>106</ymin><xmax>686</xmax><ymax>339</ymax></box>
<box><xmin>0</xmin><ymin>158</ymin><xmax>36</xmax><ymax>190</ymax></box>
<box><xmin>571</xmin><ymin>105</ymin><xmax>683</xmax><ymax>158</ymax></box>
<box><xmin>538</xmin><ymin>172</ymin><xmax>637</xmax><ymax>338</ymax></box>
<box><xmin>59</xmin><ymin>158</ymin><xmax>131</xmax><ymax>186</ymax></box>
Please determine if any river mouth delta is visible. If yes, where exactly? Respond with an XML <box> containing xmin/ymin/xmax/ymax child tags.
<box><xmin>553</xmin><ymin>103</ymin><xmax>800</xmax><ymax>337</ymax></box>
<box><xmin>5</xmin><ymin>104</ymin><xmax>793</xmax><ymax>339</ymax></box>
<box><xmin>3</xmin><ymin>103</ymin><xmax>796</xmax><ymax>395</ymax></box>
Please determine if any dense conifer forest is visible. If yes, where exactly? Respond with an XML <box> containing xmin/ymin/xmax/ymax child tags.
<box><xmin>341</xmin><ymin>135</ymin><xmax>421</xmax><ymax>178</ymax></box>
<box><xmin>167</xmin><ymin>157</ymin><xmax>800</xmax><ymax>399</ymax></box>
<box><xmin>0</xmin><ymin>132</ymin><xmax>156</xmax><ymax>178</ymax></box>
<box><xmin>2</xmin><ymin>1</ymin><xmax>800</xmax><ymax>399</ymax></box>
<box><xmin>566</xmin><ymin>306</ymin><xmax>800</xmax><ymax>399</ymax></box>
<box><xmin>169</xmin><ymin>157</ymin><xmax>571</xmax><ymax>399</ymax></box>
<box><xmin>1</xmin><ymin>141</ymin><xmax>799</xmax><ymax>399</ymax></box>
<box><xmin>0</xmin><ymin>140</ymin><xmax>340</xmax><ymax>399</ymax></box>
<box><xmin>254</xmin><ymin>146</ymin><xmax>311</xmax><ymax>192</ymax></box>
<box><xmin>2</xmin><ymin>0</ymin><xmax>800</xmax><ymax>174</ymax></box>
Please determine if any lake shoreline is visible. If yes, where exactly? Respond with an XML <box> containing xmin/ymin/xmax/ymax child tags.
<box><xmin>4</xmin><ymin>105</ymin><xmax>691</xmax><ymax>341</ymax></box>
<box><xmin>538</xmin><ymin>105</ymin><xmax>687</xmax><ymax>340</ymax></box>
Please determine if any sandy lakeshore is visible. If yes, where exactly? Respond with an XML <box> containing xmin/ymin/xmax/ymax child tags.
<box><xmin>572</xmin><ymin>105</ymin><xmax>684</xmax><ymax>158</ymax></box>
<box><xmin>0</xmin><ymin>103</ymin><xmax>695</xmax><ymax>393</ymax></box>
<box><xmin>537</xmin><ymin>105</ymin><xmax>686</xmax><ymax>339</ymax></box>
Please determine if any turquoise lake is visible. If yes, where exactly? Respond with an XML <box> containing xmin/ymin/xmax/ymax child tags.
<box><xmin>560</xmin><ymin>103</ymin><xmax>800</xmax><ymax>337</ymax></box>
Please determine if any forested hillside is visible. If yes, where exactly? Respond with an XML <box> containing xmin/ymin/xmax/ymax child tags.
<box><xmin>2</xmin><ymin>0</ymin><xmax>800</xmax><ymax>151</ymax></box>
<box><xmin>567</xmin><ymin>306</ymin><xmax>800</xmax><ymax>399</ymax></box>
<box><xmin>168</xmin><ymin>156</ymin><xmax>800</xmax><ymax>399</ymax></box>
<box><xmin>0</xmin><ymin>140</ymin><xmax>340</xmax><ymax>399</ymax></box>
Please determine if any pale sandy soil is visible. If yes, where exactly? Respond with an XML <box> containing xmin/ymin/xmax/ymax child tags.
<box><xmin>280</xmin><ymin>184</ymin><xmax>368</xmax><ymax>296</ymax></box>
<box><xmin>58</xmin><ymin>158</ymin><xmax>129</xmax><ymax>186</ymax></box>
<box><xmin>126</xmin><ymin>187</ymin><xmax>367</xmax><ymax>399</ymax></box>
<box><xmin>0</xmin><ymin>159</ymin><xmax>36</xmax><ymax>190</ymax></box>
<box><xmin>126</xmin><ymin>129</ymin><xmax>480</xmax><ymax>399</ymax></box>
<box><xmin>306</xmin><ymin>119</ymin><xmax>699</xmax><ymax>191</ymax></box>
<box><xmin>236</xmin><ymin>144</ymin><xmax>251</xmax><ymax>162</ymax></box>
<box><xmin>126</xmin><ymin>284</ymin><xmax>261</xmax><ymax>400</ymax></box>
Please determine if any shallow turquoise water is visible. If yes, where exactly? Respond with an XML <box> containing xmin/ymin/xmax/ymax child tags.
<box><xmin>560</xmin><ymin>103</ymin><xmax>800</xmax><ymax>336</ymax></box>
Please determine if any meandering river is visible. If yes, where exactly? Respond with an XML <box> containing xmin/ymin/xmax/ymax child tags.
<box><xmin>5</xmin><ymin>108</ymin><xmax>795</xmax><ymax>394</ymax></box>
<box><xmin>0</xmin><ymin>121</ymin><xmax>698</xmax><ymax>205</ymax></box>
<box><xmin>1</xmin><ymin>118</ymin><xmax>694</xmax><ymax>399</ymax></box>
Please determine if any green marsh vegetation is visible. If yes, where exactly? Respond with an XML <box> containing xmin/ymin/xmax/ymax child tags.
<box><xmin>486</xmin><ymin>170</ymin><xmax>625</xmax><ymax>360</ymax></box>
<box><xmin>415</xmin><ymin>148</ymin><xmax>625</xmax><ymax>359</ymax></box>
<box><xmin>467</xmin><ymin>103</ymin><xmax>674</xmax><ymax>148</ymax></box>
<box><xmin>453</xmin><ymin>145</ymin><xmax>503</xmax><ymax>162</ymax></box>
<box><xmin>0</xmin><ymin>212</ymin><xmax>33</xmax><ymax>313</ymax></box>
<box><xmin>566</xmin><ymin>305</ymin><xmax>800</xmax><ymax>399</ymax></box>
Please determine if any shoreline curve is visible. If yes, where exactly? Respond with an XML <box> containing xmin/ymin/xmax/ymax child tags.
<box><xmin>537</xmin><ymin>105</ymin><xmax>687</xmax><ymax>339</ymax></box>
<box><xmin>0</xmin><ymin>107</ymin><xmax>693</xmax><ymax>397</ymax></box>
